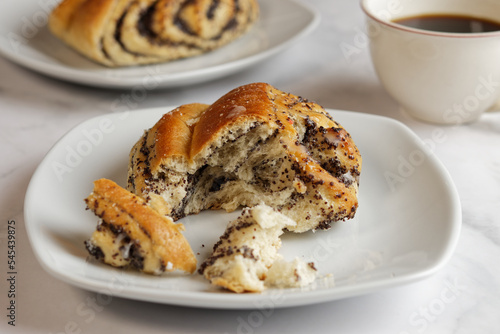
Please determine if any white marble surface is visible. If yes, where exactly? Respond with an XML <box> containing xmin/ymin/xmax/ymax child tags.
<box><xmin>1</xmin><ymin>0</ymin><xmax>500</xmax><ymax>333</ymax></box>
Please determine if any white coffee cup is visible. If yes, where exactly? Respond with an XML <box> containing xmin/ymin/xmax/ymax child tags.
<box><xmin>361</xmin><ymin>0</ymin><xmax>500</xmax><ymax>125</ymax></box>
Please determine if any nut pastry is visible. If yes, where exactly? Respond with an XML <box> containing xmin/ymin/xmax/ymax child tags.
<box><xmin>49</xmin><ymin>0</ymin><xmax>259</xmax><ymax>67</ymax></box>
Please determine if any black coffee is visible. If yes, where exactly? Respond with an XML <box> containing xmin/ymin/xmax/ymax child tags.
<box><xmin>393</xmin><ymin>14</ymin><xmax>500</xmax><ymax>33</ymax></box>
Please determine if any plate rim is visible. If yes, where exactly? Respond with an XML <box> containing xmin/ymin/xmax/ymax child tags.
<box><xmin>0</xmin><ymin>0</ymin><xmax>320</xmax><ymax>89</ymax></box>
<box><xmin>23</xmin><ymin>108</ymin><xmax>462</xmax><ymax>309</ymax></box>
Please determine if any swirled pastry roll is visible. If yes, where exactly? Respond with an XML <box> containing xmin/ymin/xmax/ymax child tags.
<box><xmin>49</xmin><ymin>0</ymin><xmax>259</xmax><ymax>67</ymax></box>
<box><xmin>84</xmin><ymin>178</ymin><xmax>197</xmax><ymax>274</ymax></box>
<box><xmin>128</xmin><ymin>83</ymin><xmax>362</xmax><ymax>233</ymax></box>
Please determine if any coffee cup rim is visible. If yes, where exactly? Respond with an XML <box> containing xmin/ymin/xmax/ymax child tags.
<box><xmin>360</xmin><ymin>0</ymin><xmax>500</xmax><ymax>39</ymax></box>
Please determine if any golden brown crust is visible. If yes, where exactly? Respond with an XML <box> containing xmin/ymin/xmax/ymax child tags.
<box><xmin>49</xmin><ymin>0</ymin><xmax>259</xmax><ymax>67</ymax></box>
<box><xmin>49</xmin><ymin>0</ymin><xmax>117</xmax><ymax>66</ymax></box>
<box><xmin>190</xmin><ymin>83</ymin><xmax>279</xmax><ymax>159</ymax></box>
<box><xmin>85</xmin><ymin>178</ymin><xmax>197</xmax><ymax>274</ymax></box>
<box><xmin>149</xmin><ymin>103</ymin><xmax>209</xmax><ymax>173</ymax></box>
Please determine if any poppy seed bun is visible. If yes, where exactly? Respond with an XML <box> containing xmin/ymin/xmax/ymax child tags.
<box><xmin>127</xmin><ymin>82</ymin><xmax>362</xmax><ymax>233</ymax></box>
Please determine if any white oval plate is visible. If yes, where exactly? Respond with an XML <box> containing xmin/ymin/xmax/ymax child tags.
<box><xmin>0</xmin><ymin>0</ymin><xmax>319</xmax><ymax>89</ymax></box>
<box><xmin>24</xmin><ymin>108</ymin><xmax>461</xmax><ymax>309</ymax></box>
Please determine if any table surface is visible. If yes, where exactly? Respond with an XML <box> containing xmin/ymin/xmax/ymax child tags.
<box><xmin>1</xmin><ymin>0</ymin><xmax>499</xmax><ymax>333</ymax></box>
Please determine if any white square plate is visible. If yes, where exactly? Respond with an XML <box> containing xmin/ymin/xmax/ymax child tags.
<box><xmin>24</xmin><ymin>108</ymin><xmax>461</xmax><ymax>309</ymax></box>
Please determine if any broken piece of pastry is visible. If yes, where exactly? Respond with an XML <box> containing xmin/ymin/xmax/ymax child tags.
<box><xmin>48</xmin><ymin>0</ymin><xmax>259</xmax><ymax>67</ymax></box>
<box><xmin>84</xmin><ymin>178</ymin><xmax>197</xmax><ymax>274</ymax></box>
<box><xmin>198</xmin><ymin>205</ymin><xmax>317</xmax><ymax>293</ymax></box>
<box><xmin>128</xmin><ymin>82</ymin><xmax>362</xmax><ymax>233</ymax></box>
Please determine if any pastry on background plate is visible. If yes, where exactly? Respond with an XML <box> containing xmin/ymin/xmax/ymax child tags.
<box><xmin>49</xmin><ymin>0</ymin><xmax>259</xmax><ymax>67</ymax></box>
